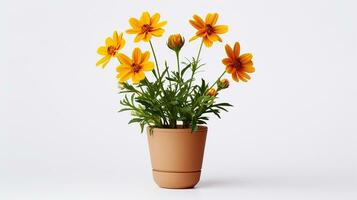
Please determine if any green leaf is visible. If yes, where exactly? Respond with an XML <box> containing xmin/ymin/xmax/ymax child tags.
<box><xmin>118</xmin><ymin>108</ymin><xmax>132</xmax><ymax>112</ymax></box>
<box><xmin>181</xmin><ymin>63</ymin><xmax>191</xmax><ymax>77</ymax></box>
<box><xmin>128</xmin><ymin>118</ymin><xmax>142</xmax><ymax>124</ymax></box>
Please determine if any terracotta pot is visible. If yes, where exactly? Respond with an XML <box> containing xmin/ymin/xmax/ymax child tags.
<box><xmin>147</xmin><ymin>126</ymin><xmax>207</xmax><ymax>189</ymax></box>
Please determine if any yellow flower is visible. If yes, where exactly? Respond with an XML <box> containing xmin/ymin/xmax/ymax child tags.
<box><xmin>189</xmin><ymin>13</ymin><xmax>228</xmax><ymax>47</ymax></box>
<box><xmin>222</xmin><ymin>42</ymin><xmax>255</xmax><ymax>82</ymax></box>
<box><xmin>96</xmin><ymin>31</ymin><xmax>125</xmax><ymax>68</ymax></box>
<box><xmin>126</xmin><ymin>11</ymin><xmax>167</xmax><ymax>42</ymax></box>
<box><xmin>206</xmin><ymin>88</ymin><xmax>217</xmax><ymax>97</ymax></box>
<box><xmin>167</xmin><ymin>34</ymin><xmax>185</xmax><ymax>52</ymax></box>
<box><xmin>116</xmin><ymin>48</ymin><xmax>155</xmax><ymax>83</ymax></box>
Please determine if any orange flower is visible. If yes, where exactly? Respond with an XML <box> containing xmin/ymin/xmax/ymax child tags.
<box><xmin>189</xmin><ymin>13</ymin><xmax>228</xmax><ymax>47</ymax></box>
<box><xmin>126</xmin><ymin>12</ymin><xmax>167</xmax><ymax>42</ymax></box>
<box><xmin>222</xmin><ymin>42</ymin><xmax>255</xmax><ymax>82</ymax></box>
<box><xmin>116</xmin><ymin>48</ymin><xmax>155</xmax><ymax>83</ymax></box>
<box><xmin>96</xmin><ymin>31</ymin><xmax>125</xmax><ymax>68</ymax></box>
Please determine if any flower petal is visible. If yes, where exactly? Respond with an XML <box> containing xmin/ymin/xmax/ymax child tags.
<box><xmin>118</xmin><ymin>37</ymin><xmax>125</xmax><ymax>50</ymax></box>
<box><xmin>105</xmin><ymin>37</ymin><xmax>114</xmax><ymax>46</ymax></box>
<box><xmin>233</xmin><ymin>42</ymin><xmax>240</xmax><ymax>57</ymax></box>
<box><xmin>96</xmin><ymin>56</ymin><xmax>110</xmax><ymax>68</ymax></box>
<box><xmin>203</xmin><ymin>37</ymin><xmax>213</xmax><ymax>47</ymax></box>
<box><xmin>141</xmin><ymin>51</ymin><xmax>150</xmax><ymax>63</ymax></box>
<box><xmin>113</xmin><ymin>31</ymin><xmax>119</xmax><ymax>44</ymax></box>
<box><xmin>242</xmin><ymin>61</ymin><xmax>254</xmax><ymax>68</ymax></box>
<box><xmin>129</xmin><ymin>18</ymin><xmax>141</xmax><ymax>29</ymax></box>
<box><xmin>226</xmin><ymin>65</ymin><xmax>234</xmax><ymax>73</ymax></box>
<box><xmin>216</xmin><ymin>34</ymin><xmax>223</xmax><ymax>42</ymax></box>
<box><xmin>211</xmin><ymin>13</ymin><xmax>219</xmax><ymax>25</ymax></box>
<box><xmin>126</xmin><ymin>29</ymin><xmax>140</xmax><ymax>34</ymax></box>
<box><xmin>154</xmin><ymin>21</ymin><xmax>167</xmax><ymax>28</ymax></box>
<box><xmin>232</xmin><ymin>71</ymin><xmax>239</xmax><ymax>82</ymax></box>
<box><xmin>196</xmin><ymin>29</ymin><xmax>206</xmax><ymax>37</ymax></box>
<box><xmin>132</xmin><ymin>48</ymin><xmax>142</xmax><ymax>63</ymax></box>
<box><xmin>193</xmin><ymin>15</ymin><xmax>205</xmax><ymax>27</ymax></box>
<box><xmin>206</xmin><ymin>13</ymin><xmax>218</xmax><ymax>25</ymax></box>
<box><xmin>207</xmin><ymin>33</ymin><xmax>222</xmax><ymax>42</ymax></box>
<box><xmin>97</xmin><ymin>46</ymin><xmax>107</xmax><ymax>55</ymax></box>
<box><xmin>132</xmin><ymin>71</ymin><xmax>145</xmax><ymax>83</ymax></box>
<box><xmin>142</xmin><ymin>61</ymin><xmax>154</xmax><ymax>71</ymax></box>
<box><xmin>189</xmin><ymin>35</ymin><xmax>199</xmax><ymax>42</ymax></box>
<box><xmin>117</xmin><ymin>53</ymin><xmax>132</xmax><ymax>65</ymax></box>
<box><xmin>243</xmin><ymin>65</ymin><xmax>255</xmax><ymax>73</ymax></box>
<box><xmin>117</xmin><ymin>69</ymin><xmax>133</xmax><ymax>82</ymax></box>
<box><xmin>239</xmin><ymin>71</ymin><xmax>251</xmax><ymax>80</ymax></box>
<box><xmin>237</xmin><ymin>72</ymin><xmax>248</xmax><ymax>82</ymax></box>
<box><xmin>205</xmin><ymin>13</ymin><xmax>212</xmax><ymax>24</ymax></box>
<box><xmin>116</xmin><ymin>65</ymin><xmax>132</xmax><ymax>74</ymax></box>
<box><xmin>225</xmin><ymin>44</ymin><xmax>235</xmax><ymax>59</ymax></box>
<box><xmin>151</xmin><ymin>28</ymin><xmax>164</xmax><ymax>36</ymax></box>
<box><xmin>239</xmin><ymin>53</ymin><xmax>253</xmax><ymax>63</ymax></box>
<box><xmin>134</xmin><ymin>33</ymin><xmax>145</xmax><ymax>42</ymax></box>
<box><xmin>189</xmin><ymin>20</ymin><xmax>204</xmax><ymax>29</ymax></box>
<box><xmin>140</xmin><ymin>11</ymin><xmax>151</xmax><ymax>24</ymax></box>
<box><xmin>222</xmin><ymin>58</ymin><xmax>233</xmax><ymax>65</ymax></box>
<box><xmin>143</xmin><ymin>32</ymin><xmax>152</xmax><ymax>41</ymax></box>
<box><xmin>151</xmin><ymin>13</ymin><xmax>160</xmax><ymax>25</ymax></box>
<box><xmin>214</xmin><ymin>25</ymin><xmax>228</xmax><ymax>34</ymax></box>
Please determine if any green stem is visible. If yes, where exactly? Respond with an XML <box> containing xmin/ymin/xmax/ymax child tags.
<box><xmin>149</xmin><ymin>41</ymin><xmax>167</xmax><ymax>100</ymax></box>
<box><xmin>165</xmin><ymin>61</ymin><xmax>172</xmax><ymax>88</ymax></box>
<box><xmin>176</xmin><ymin>51</ymin><xmax>180</xmax><ymax>79</ymax></box>
<box><xmin>143</xmin><ymin>77</ymin><xmax>167</xmax><ymax>127</ymax></box>
<box><xmin>208</xmin><ymin>71</ymin><xmax>226</xmax><ymax>90</ymax></box>
<box><xmin>186</xmin><ymin>40</ymin><xmax>204</xmax><ymax>95</ymax></box>
<box><xmin>139</xmin><ymin>85</ymin><xmax>145</xmax><ymax>93</ymax></box>
<box><xmin>149</xmin><ymin>40</ymin><xmax>160</xmax><ymax>78</ymax></box>
<box><xmin>196</xmin><ymin>40</ymin><xmax>204</xmax><ymax>62</ymax></box>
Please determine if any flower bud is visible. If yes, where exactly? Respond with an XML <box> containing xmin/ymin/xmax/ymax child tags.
<box><xmin>217</xmin><ymin>78</ymin><xmax>229</xmax><ymax>90</ymax></box>
<box><xmin>206</xmin><ymin>88</ymin><xmax>217</xmax><ymax>97</ymax></box>
<box><xmin>167</xmin><ymin>34</ymin><xmax>185</xmax><ymax>53</ymax></box>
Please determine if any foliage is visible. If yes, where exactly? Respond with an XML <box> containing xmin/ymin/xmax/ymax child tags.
<box><xmin>119</xmin><ymin>56</ymin><xmax>232</xmax><ymax>133</ymax></box>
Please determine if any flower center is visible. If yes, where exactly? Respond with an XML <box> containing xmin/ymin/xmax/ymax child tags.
<box><xmin>141</xmin><ymin>24</ymin><xmax>152</xmax><ymax>33</ymax></box>
<box><xmin>233</xmin><ymin>60</ymin><xmax>241</xmax><ymax>69</ymax></box>
<box><xmin>205</xmin><ymin>24</ymin><xmax>214</xmax><ymax>34</ymax></box>
<box><xmin>131</xmin><ymin>63</ymin><xmax>142</xmax><ymax>73</ymax></box>
<box><xmin>107</xmin><ymin>46</ymin><xmax>116</xmax><ymax>56</ymax></box>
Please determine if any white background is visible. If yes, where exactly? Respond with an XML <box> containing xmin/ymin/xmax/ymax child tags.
<box><xmin>1</xmin><ymin>0</ymin><xmax>357</xmax><ymax>199</ymax></box>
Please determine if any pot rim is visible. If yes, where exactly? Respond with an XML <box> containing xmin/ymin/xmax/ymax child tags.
<box><xmin>147</xmin><ymin>125</ymin><xmax>207</xmax><ymax>133</ymax></box>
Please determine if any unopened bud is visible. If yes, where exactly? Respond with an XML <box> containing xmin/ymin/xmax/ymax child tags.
<box><xmin>218</xmin><ymin>78</ymin><xmax>229</xmax><ymax>90</ymax></box>
<box><xmin>206</xmin><ymin>88</ymin><xmax>217</xmax><ymax>97</ymax></box>
<box><xmin>167</xmin><ymin>34</ymin><xmax>185</xmax><ymax>53</ymax></box>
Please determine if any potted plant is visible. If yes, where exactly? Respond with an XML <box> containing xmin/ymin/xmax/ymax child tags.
<box><xmin>96</xmin><ymin>11</ymin><xmax>255</xmax><ymax>189</ymax></box>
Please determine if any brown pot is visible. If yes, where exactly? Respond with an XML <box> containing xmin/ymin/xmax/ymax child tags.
<box><xmin>147</xmin><ymin>126</ymin><xmax>207</xmax><ymax>189</ymax></box>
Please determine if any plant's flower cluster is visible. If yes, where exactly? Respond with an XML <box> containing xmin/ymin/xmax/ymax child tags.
<box><xmin>96</xmin><ymin>11</ymin><xmax>254</xmax><ymax>85</ymax></box>
<box><xmin>95</xmin><ymin>11</ymin><xmax>256</xmax><ymax>132</ymax></box>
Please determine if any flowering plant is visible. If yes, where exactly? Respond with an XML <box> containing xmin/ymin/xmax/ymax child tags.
<box><xmin>96</xmin><ymin>12</ymin><xmax>255</xmax><ymax>132</ymax></box>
